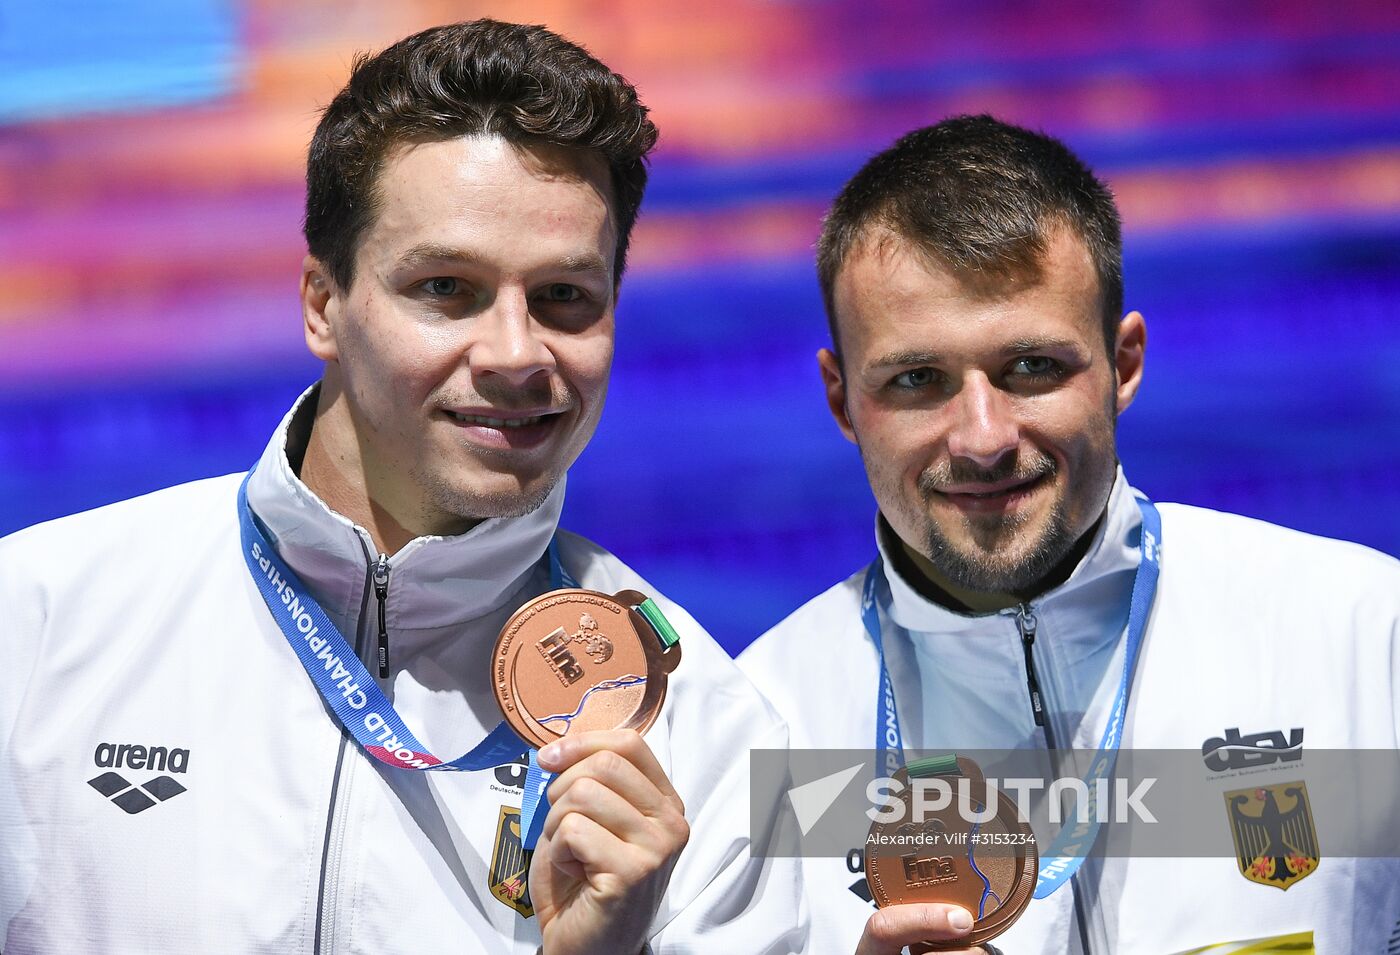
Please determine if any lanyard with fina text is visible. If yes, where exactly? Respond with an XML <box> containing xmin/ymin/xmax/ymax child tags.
<box><xmin>861</xmin><ymin>496</ymin><xmax>1161</xmax><ymax>899</ymax></box>
<box><xmin>237</xmin><ymin>471</ymin><xmax>571</xmax><ymax>850</ymax></box>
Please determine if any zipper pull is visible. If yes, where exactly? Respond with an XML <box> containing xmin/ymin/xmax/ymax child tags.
<box><xmin>373</xmin><ymin>554</ymin><xmax>390</xmax><ymax>678</ymax></box>
<box><xmin>1017</xmin><ymin>605</ymin><xmax>1046</xmax><ymax>727</ymax></box>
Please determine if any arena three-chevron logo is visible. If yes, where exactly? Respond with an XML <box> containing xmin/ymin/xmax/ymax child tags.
<box><xmin>86</xmin><ymin>741</ymin><xmax>190</xmax><ymax>814</ymax></box>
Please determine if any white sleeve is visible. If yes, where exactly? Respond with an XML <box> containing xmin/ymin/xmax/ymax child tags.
<box><xmin>648</xmin><ymin>716</ymin><xmax>809</xmax><ymax>954</ymax></box>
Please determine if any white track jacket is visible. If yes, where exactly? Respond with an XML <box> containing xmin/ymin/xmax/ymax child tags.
<box><xmin>0</xmin><ymin>392</ymin><xmax>807</xmax><ymax>954</ymax></box>
<box><xmin>740</xmin><ymin>471</ymin><xmax>1400</xmax><ymax>955</ymax></box>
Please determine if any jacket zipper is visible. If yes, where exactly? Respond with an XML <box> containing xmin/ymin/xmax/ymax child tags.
<box><xmin>314</xmin><ymin>544</ymin><xmax>380</xmax><ymax>953</ymax></box>
<box><xmin>1015</xmin><ymin>604</ymin><xmax>1049</xmax><ymax>731</ymax></box>
<box><xmin>1013</xmin><ymin>604</ymin><xmax>1096</xmax><ymax>954</ymax></box>
<box><xmin>373</xmin><ymin>554</ymin><xmax>391</xmax><ymax>678</ymax></box>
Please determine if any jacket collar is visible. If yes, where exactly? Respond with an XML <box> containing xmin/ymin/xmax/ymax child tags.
<box><xmin>878</xmin><ymin>467</ymin><xmax>1144</xmax><ymax>657</ymax></box>
<box><xmin>244</xmin><ymin>385</ymin><xmax>563</xmax><ymax>633</ymax></box>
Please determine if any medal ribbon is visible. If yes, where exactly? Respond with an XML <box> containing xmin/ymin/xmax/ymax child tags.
<box><xmin>237</xmin><ymin>471</ymin><xmax>581</xmax><ymax>850</ymax></box>
<box><xmin>862</xmin><ymin>496</ymin><xmax>1161</xmax><ymax>899</ymax></box>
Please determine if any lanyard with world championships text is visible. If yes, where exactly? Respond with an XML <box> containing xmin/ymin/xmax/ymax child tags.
<box><xmin>237</xmin><ymin>470</ymin><xmax>575</xmax><ymax>850</ymax></box>
<box><xmin>861</xmin><ymin>495</ymin><xmax>1162</xmax><ymax>898</ymax></box>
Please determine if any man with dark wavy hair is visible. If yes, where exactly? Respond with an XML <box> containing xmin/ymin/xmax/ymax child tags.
<box><xmin>0</xmin><ymin>21</ymin><xmax>805</xmax><ymax>953</ymax></box>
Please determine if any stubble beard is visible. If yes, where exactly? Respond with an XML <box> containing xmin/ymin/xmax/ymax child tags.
<box><xmin>921</xmin><ymin>487</ymin><xmax>1077</xmax><ymax>595</ymax></box>
<box><xmin>410</xmin><ymin>458</ymin><xmax>562</xmax><ymax>529</ymax></box>
<box><xmin>913</xmin><ymin>454</ymin><xmax>1078</xmax><ymax>596</ymax></box>
<box><xmin>414</xmin><ymin>381</ymin><xmax>580</xmax><ymax>526</ymax></box>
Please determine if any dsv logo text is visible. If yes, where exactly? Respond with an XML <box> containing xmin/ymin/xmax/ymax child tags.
<box><xmin>1201</xmin><ymin>727</ymin><xmax>1303</xmax><ymax>773</ymax></box>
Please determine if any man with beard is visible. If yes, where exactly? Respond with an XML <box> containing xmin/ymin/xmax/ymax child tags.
<box><xmin>740</xmin><ymin>116</ymin><xmax>1400</xmax><ymax>954</ymax></box>
<box><xmin>0</xmin><ymin>20</ymin><xmax>804</xmax><ymax>953</ymax></box>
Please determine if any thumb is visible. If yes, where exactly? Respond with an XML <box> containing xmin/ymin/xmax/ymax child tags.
<box><xmin>854</xmin><ymin>903</ymin><xmax>975</xmax><ymax>955</ymax></box>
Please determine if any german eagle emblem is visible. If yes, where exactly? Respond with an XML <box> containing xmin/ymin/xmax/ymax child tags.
<box><xmin>488</xmin><ymin>806</ymin><xmax>534</xmax><ymax>917</ymax></box>
<box><xmin>1224</xmin><ymin>781</ymin><xmax>1320</xmax><ymax>890</ymax></box>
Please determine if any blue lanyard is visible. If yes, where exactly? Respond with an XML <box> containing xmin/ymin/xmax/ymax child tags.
<box><xmin>237</xmin><ymin>471</ymin><xmax>576</xmax><ymax>849</ymax></box>
<box><xmin>862</xmin><ymin>497</ymin><xmax>1161</xmax><ymax>898</ymax></box>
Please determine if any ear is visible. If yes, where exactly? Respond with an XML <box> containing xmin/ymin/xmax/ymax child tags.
<box><xmin>301</xmin><ymin>256</ymin><xmax>341</xmax><ymax>362</ymax></box>
<box><xmin>818</xmin><ymin>348</ymin><xmax>858</xmax><ymax>445</ymax></box>
<box><xmin>1113</xmin><ymin>310</ymin><xmax>1146</xmax><ymax>414</ymax></box>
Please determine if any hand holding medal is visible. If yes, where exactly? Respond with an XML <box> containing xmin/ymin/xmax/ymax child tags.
<box><xmin>491</xmin><ymin>588</ymin><xmax>688</xmax><ymax>955</ymax></box>
<box><xmin>853</xmin><ymin>500</ymin><xmax>1161</xmax><ymax>953</ymax></box>
<box><xmin>860</xmin><ymin>755</ymin><xmax>1036</xmax><ymax>954</ymax></box>
<box><xmin>242</xmin><ymin>475</ymin><xmax>690</xmax><ymax>955</ymax></box>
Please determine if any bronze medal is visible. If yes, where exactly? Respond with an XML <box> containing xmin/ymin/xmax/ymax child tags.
<box><xmin>492</xmin><ymin>588</ymin><xmax>682</xmax><ymax>749</ymax></box>
<box><xmin>865</xmin><ymin>755</ymin><xmax>1037</xmax><ymax>953</ymax></box>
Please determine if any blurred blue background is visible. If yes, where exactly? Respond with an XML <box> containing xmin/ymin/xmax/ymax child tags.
<box><xmin>1</xmin><ymin>0</ymin><xmax>1397</xmax><ymax>654</ymax></box>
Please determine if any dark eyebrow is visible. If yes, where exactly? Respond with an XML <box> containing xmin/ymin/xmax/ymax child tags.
<box><xmin>868</xmin><ymin>350</ymin><xmax>943</xmax><ymax>371</ymax></box>
<box><xmin>1003</xmin><ymin>337</ymin><xmax>1085</xmax><ymax>354</ymax></box>
<box><xmin>394</xmin><ymin>243</ymin><xmax>485</xmax><ymax>271</ymax></box>
<box><xmin>553</xmin><ymin>252</ymin><xmax>610</xmax><ymax>277</ymax></box>
<box><xmin>866</xmin><ymin>339</ymin><xmax>1089</xmax><ymax>374</ymax></box>
<box><xmin>393</xmin><ymin>243</ymin><xmax>609</xmax><ymax>279</ymax></box>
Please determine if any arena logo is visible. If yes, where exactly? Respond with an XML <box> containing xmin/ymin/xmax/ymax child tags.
<box><xmin>87</xmin><ymin>741</ymin><xmax>190</xmax><ymax>814</ymax></box>
<box><xmin>1201</xmin><ymin>727</ymin><xmax>1304</xmax><ymax>774</ymax></box>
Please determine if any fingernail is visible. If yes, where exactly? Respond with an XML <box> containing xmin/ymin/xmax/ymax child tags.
<box><xmin>537</xmin><ymin>742</ymin><xmax>560</xmax><ymax>767</ymax></box>
<box><xmin>949</xmin><ymin>908</ymin><xmax>973</xmax><ymax>932</ymax></box>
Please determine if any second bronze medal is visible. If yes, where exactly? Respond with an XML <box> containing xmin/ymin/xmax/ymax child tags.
<box><xmin>865</xmin><ymin>755</ymin><xmax>1037</xmax><ymax>952</ymax></box>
